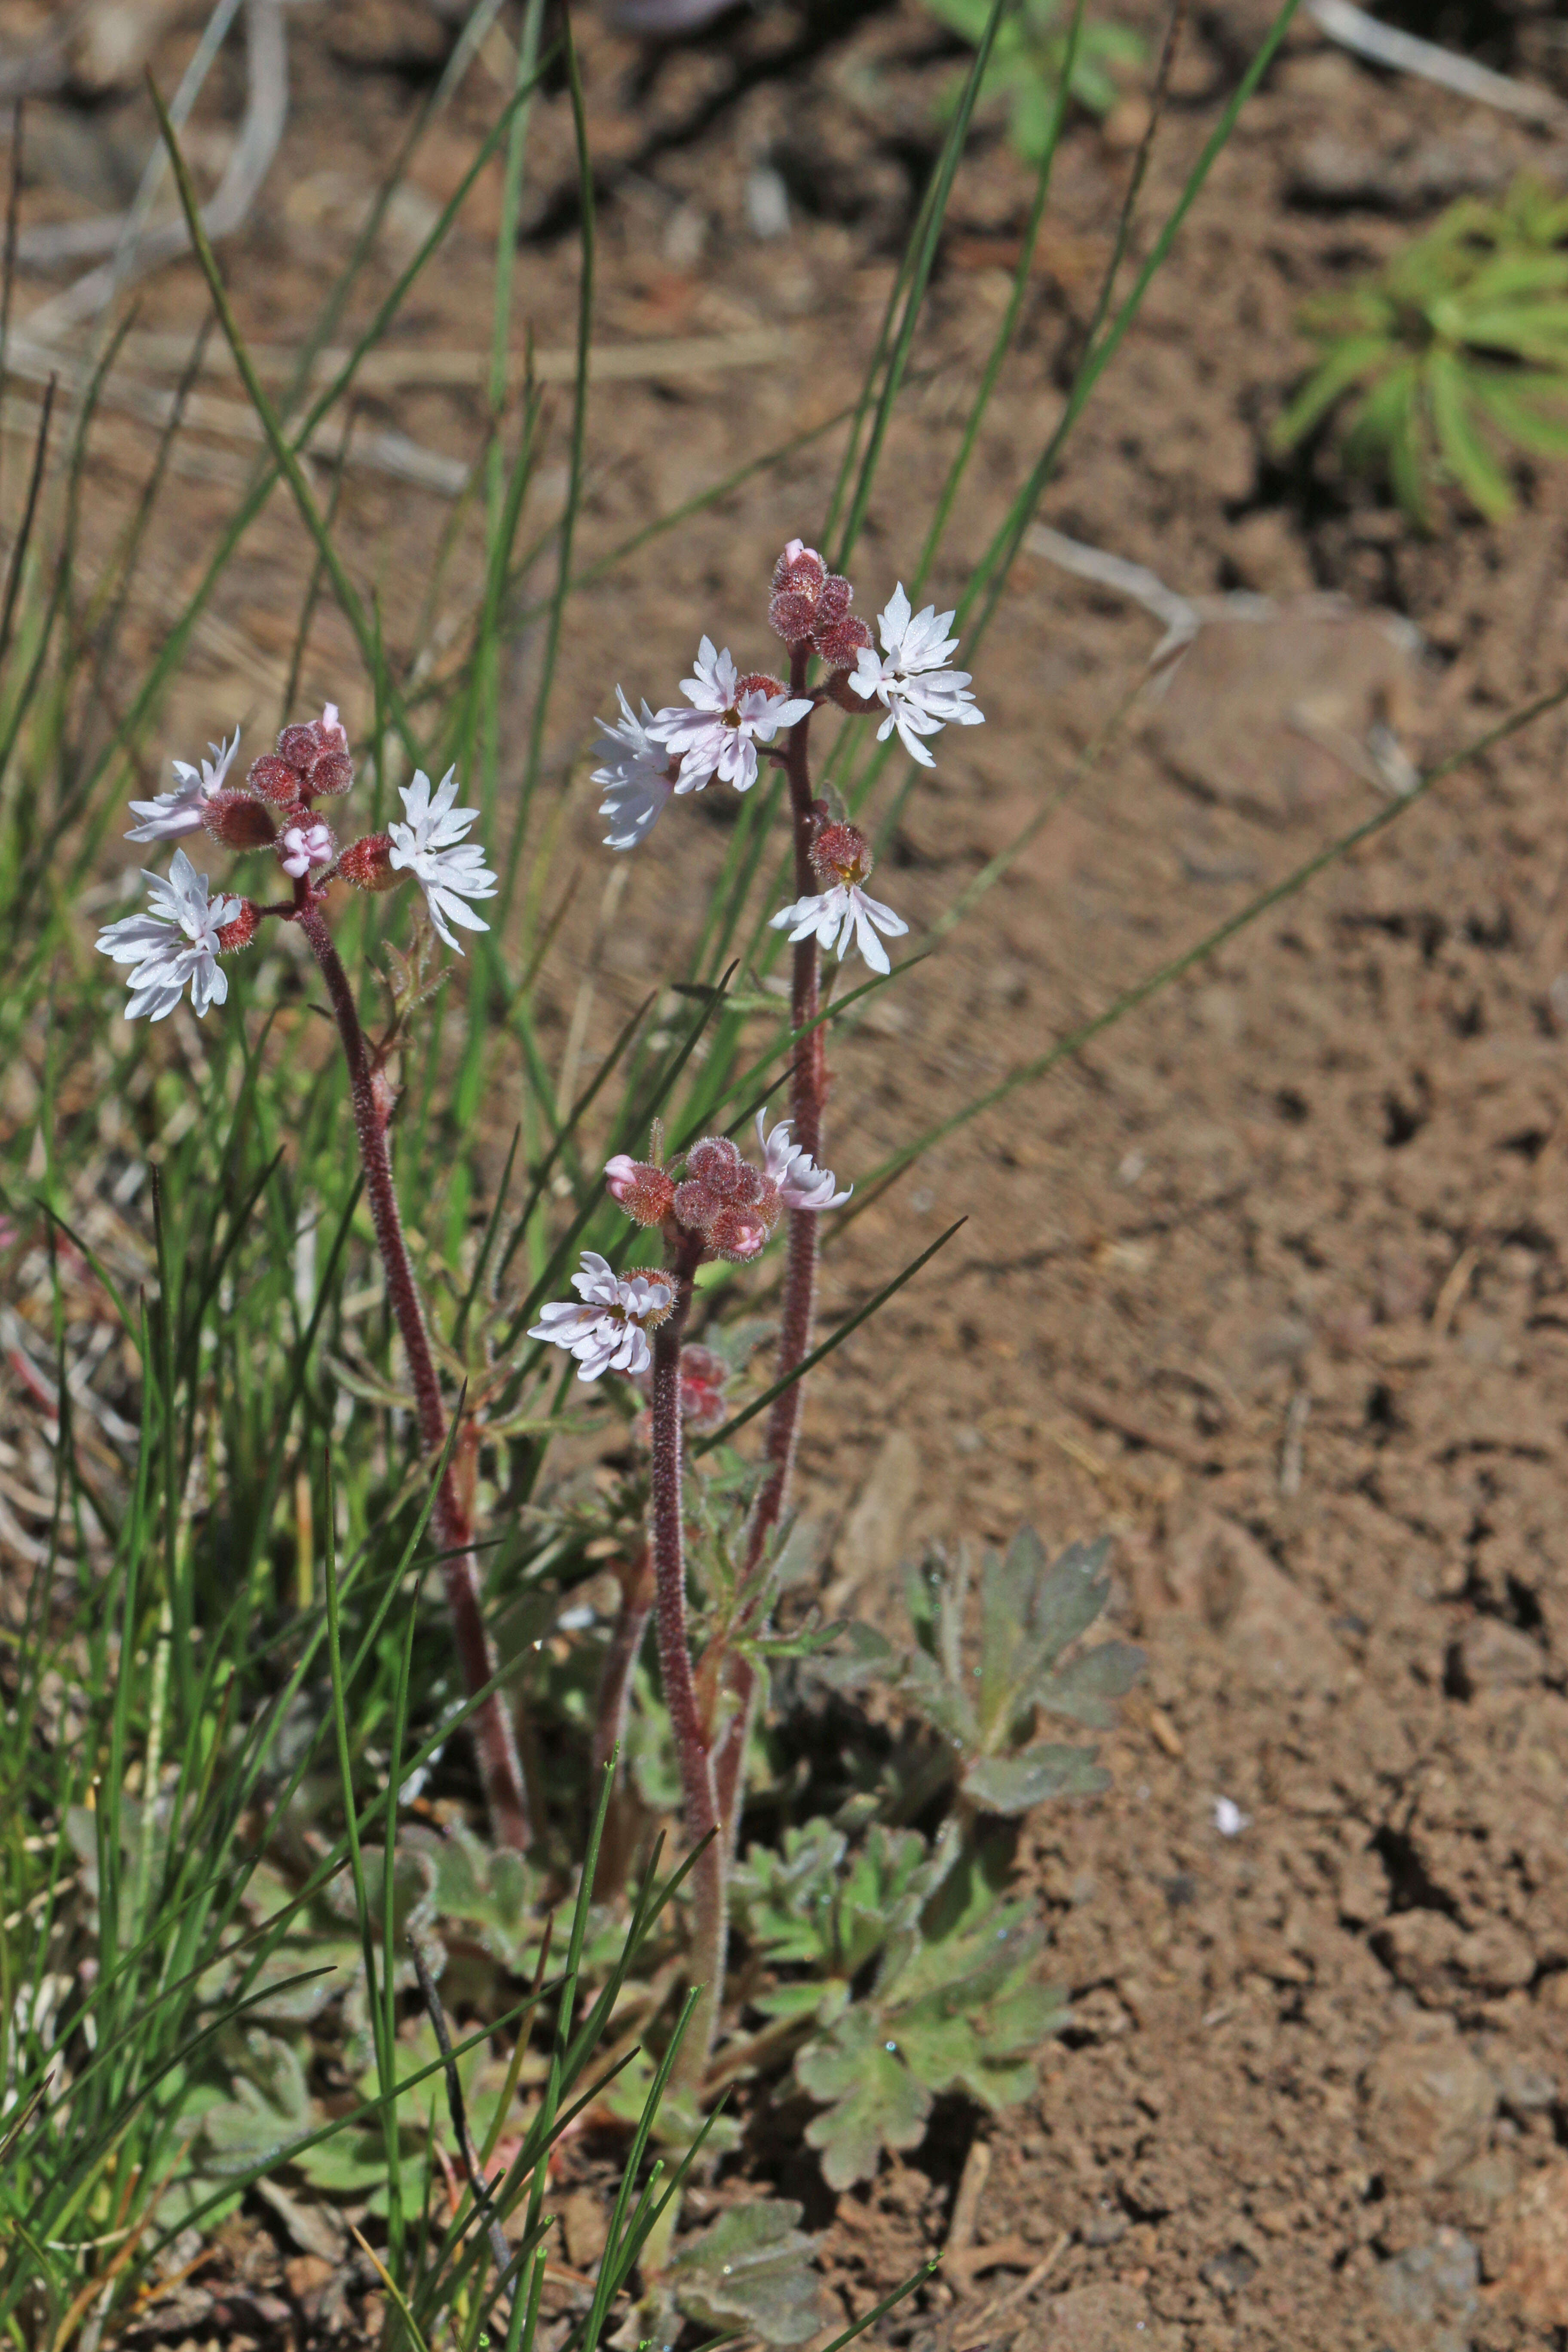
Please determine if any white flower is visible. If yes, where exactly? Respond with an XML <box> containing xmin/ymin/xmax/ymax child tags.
<box><xmin>650</xmin><ymin>637</ymin><xmax>812</xmax><ymax>796</ymax></box>
<box><xmin>527</xmin><ymin>1251</ymin><xmax>676</xmax><ymax>1383</ymax></box>
<box><xmin>125</xmin><ymin>729</ymin><xmax>240</xmax><ymax>842</ymax></box>
<box><xmin>594</xmin><ymin>688</ymin><xmax>674</xmax><ymax>850</ymax></box>
<box><xmin>770</xmin><ymin>882</ymin><xmax>908</xmax><ymax>977</ymax></box>
<box><xmin>278</xmin><ymin>818</ymin><xmax>334</xmax><ymax>878</ymax></box>
<box><xmin>849</xmin><ymin>585</ymin><xmax>983</xmax><ymax>768</ymax></box>
<box><xmin>756</xmin><ymin>1113</ymin><xmax>850</xmax><ymax>1211</ymax></box>
<box><xmin>95</xmin><ymin>848</ymin><xmax>241</xmax><ymax>1022</ymax></box>
<box><xmin>387</xmin><ymin>767</ymin><xmax>497</xmax><ymax>953</ymax></box>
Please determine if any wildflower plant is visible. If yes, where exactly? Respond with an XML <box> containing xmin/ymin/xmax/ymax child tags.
<box><xmin>98</xmin><ymin>708</ymin><xmax>531</xmax><ymax>1851</ymax></box>
<box><xmin>531</xmin><ymin>543</ymin><xmax>984</xmax><ymax>2094</ymax></box>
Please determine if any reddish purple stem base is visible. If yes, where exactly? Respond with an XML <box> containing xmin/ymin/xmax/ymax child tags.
<box><xmin>297</xmin><ymin>901</ymin><xmax>532</xmax><ymax>1853</ymax></box>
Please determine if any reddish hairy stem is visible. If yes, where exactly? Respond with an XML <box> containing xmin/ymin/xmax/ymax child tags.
<box><xmin>589</xmin><ymin>1548</ymin><xmax>655</xmax><ymax>1902</ymax></box>
<box><xmin>649</xmin><ymin>1240</ymin><xmax>725</xmax><ymax>2094</ymax></box>
<box><xmin>295</xmin><ymin>902</ymin><xmax>532</xmax><ymax>1853</ymax></box>
<box><xmin>715</xmin><ymin>646</ymin><xmax>824</xmax><ymax>1844</ymax></box>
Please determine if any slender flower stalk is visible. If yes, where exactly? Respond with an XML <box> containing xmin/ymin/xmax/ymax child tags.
<box><xmin>645</xmin><ymin>1235</ymin><xmax>727</xmax><ymax>2094</ymax></box>
<box><xmin>715</xmin><ymin>642</ymin><xmax>824</xmax><ymax>1847</ymax></box>
<box><xmin>296</xmin><ymin>903</ymin><xmax>532</xmax><ymax>1852</ymax></box>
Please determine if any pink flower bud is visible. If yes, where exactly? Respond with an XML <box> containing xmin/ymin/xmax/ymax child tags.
<box><xmin>217</xmin><ymin>900</ymin><xmax>260</xmax><ymax>952</ymax></box>
<box><xmin>769</xmin><ymin>540</ymin><xmax>828</xmax><ymax>644</ymax></box>
<box><xmin>605</xmin><ymin>1154</ymin><xmax>676</xmax><ymax>1227</ymax></box>
<box><xmin>202</xmin><ymin>790</ymin><xmax>278</xmax><ymax>850</ymax></box>
<box><xmin>811</xmin><ymin>819</ymin><xmax>873</xmax><ymax>890</ymax></box>
<box><xmin>814</xmin><ymin>615</ymin><xmax>873</xmax><ymax>671</ymax></box>
<box><xmin>248</xmin><ymin>753</ymin><xmax>304</xmax><ymax>807</ymax></box>
<box><xmin>277</xmin><ymin>818</ymin><xmax>336</xmax><ymax>879</ymax></box>
<box><xmin>306</xmin><ymin>749</ymin><xmax>353</xmax><ymax>797</ymax></box>
<box><xmin>319</xmin><ymin>701</ymin><xmax>348</xmax><ymax>753</ymax></box>
<box><xmin>673</xmin><ymin>1176</ymin><xmax>721</xmax><ymax>1230</ymax></box>
<box><xmin>737</xmin><ymin>670</ymin><xmax>793</xmax><ymax>708</ymax></box>
<box><xmin>337</xmin><ymin>833</ymin><xmax>399</xmax><ymax>892</ymax></box>
<box><xmin>704</xmin><ymin>1204</ymin><xmax>773</xmax><ymax>1262</ymax></box>
<box><xmin>276</xmin><ymin>722</ymin><xmax>320</xmax><ymax>772</ymax></box>
<box><xmin>684</xmin><ymin>1136</ymin><xmax>748</xmax><ymax>1200</ymax></box>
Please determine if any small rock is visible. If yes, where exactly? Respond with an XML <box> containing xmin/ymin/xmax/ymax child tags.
<box><xmin>560</xmin><ymin>2188</ymin><xmax>608</xmax><ymax>2269</ymax></box>
<box><xmin>1078</xmin><ymin>2207</ymin><xmax>1128</xmax><ymax>2247</ymax></box>
<box><xmin>1164</xmin><ymin>1511</ymin><xmax>1343</xmax><ymax>1693</ymax></box>
<box><xmin>1286</xmin><ymin>129</ymin><xmax>1512</xmax><ymax>211</ymax></box>
<box><xmin>1200</xmin><ymin>2245</ymin><xmax>1260</xmax><ymax>2297</ymax></box>
<box><xmin>1449</xmin><ymin>1617</ymin><xmax>1542</xmax><ymax>1697</ymax></box>
<box><xmin>1455</xmin><ymin>1920</ymin><xmax>1537</xmax><ymax>1994</ymax></box>
<box><xmin>1017</xmin><ymin>2283</ymin><xmax>1182</xmax><ymax>2351</ymax></box>
<box><xmin>1362</xmin><ymin>2013</ymin><xmax>1497</xmax><ymax>2187</ymax></box>
<box><xmin>1451</xmin><ymin>2147</ymin><xmax>1519</xmax><ymax>2220</ymax></box>
<box><xmin>1373</xmin><ymin>1909</ymin><xmax>1461</xmax><ymax>2004</ymax></box>
<box><xmin>1491</xmin><ymin>2052</ymin><xmax>1557</xmax><ymax>2115</ymax></box>
<box><xmin>1147</xmin><ymin>606</ymin><xmax>1421</xmax><ymax>826</ymax></box>
<box><xmin>68</xmin><ymin>0</ymin><xmax>181</xmax><ymax>92</ymax></box>
<box><xmin>284</xmin><ymin>2255</ymin><xmax>335</xmax><ymax>2304</ymax></box>
<box><xmin>1376</xmin><ymin>2227</ymin><xmax>1479</xmax><ymax>2352</ymax></box>
<box><xmin>827</xmin><ymin>1430</ymin><xmax>921</xmax><ymax>1607</ymax></box>
<box><xmin>1487</xmin><ymin>2160</ymin><xmax>1568</xmax><ymax>2325</ymax></box>
<box><xmin>1337</xmin><ymin>1843</ymin><xmax>1389</xmax><ymax>1926</ymax></box>
<box><xmin>1225</xmin><ymin>509</ymin><xmax>1314</xmax><ymax>597</ymax></box>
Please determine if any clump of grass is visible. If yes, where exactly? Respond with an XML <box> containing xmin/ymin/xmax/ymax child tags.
<box><xmin>1274</xmin><ymin>172</ymin><xmax>1568</xmax><ymax>527</ymax></box>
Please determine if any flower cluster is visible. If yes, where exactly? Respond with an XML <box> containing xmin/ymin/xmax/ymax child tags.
<box><xmin>593</xmin><ymin>539</ymin><xmax>983</xmax><ymax>972</ymax></box>
<box><xmin>97</xmin><ymin>709</ymin><xmax>500</xmax><ymax>1020</ymax></box>
<box><xmin>772</xmin><ymin>818</ymin><xmax>907</xmax><ymax>978</ymax></box>
<box><xmin>527</xmin><ymin>1253</ymin><xmax>676</xmax><ymax>1384</ymax></box>
<box><xmin>96</xmin><ymin>850</ymin><xmax>248</xmax><ymax>1023</ymax></box>
<box><xmin>530</xmin><ymin>1114</ymin><xmax>849</xmax><ymax>1385</ymax></box>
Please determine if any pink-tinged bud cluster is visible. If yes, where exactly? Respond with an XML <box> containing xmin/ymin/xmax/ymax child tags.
<box><xmin>203</xmin><ymin>790</ymin><xmax>277</xmax><ymax>851</ymax></box>
<box><xmin>337</xmin><ymin>831</ymin><xmax>398</xmax><ymax>892</ymax></box>
<box><xmin>811</xmin><ymin>819</ymin><xmax>874</xmax><ymax>889</ymax></box>
<box><xmin>605</xmin><ymin>1154</ymin><xmax>677</xmax><ymax>1228</ymax></box>
<box><xmin>635</xmin><ymin>1342</ymin><xmax>730</xmax><ymax>1440</ymax></box>
<box><xmin>217</xmin><ymin>900</ymin><xmax>260</xmax><ymax>952</ymax></box>
<box><xmin>276</xmin><ymin>717</ymin><xmax>353</xmax><ymax>798</ymax></box>
<box><xmin>677</xmin><ymin>1345</ymin><xmax>730</xmax><ymax>1433</ymax></box>
<box><xmin>768</xmin><ymin>539</ymin><xmax>873</xmax><ymax>670</ymax></box>
<box><xmin>247</xmin><ymin>712</ymin><xmax>355</xmax><ymax>812</ymax></box>
<box><xmin>672</xmin><ymin>1135</ymin><xmax>782</xmax><ymax>1263</ymax></box>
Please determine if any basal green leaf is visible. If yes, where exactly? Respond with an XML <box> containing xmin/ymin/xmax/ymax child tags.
<box><xmin>669</xmin><ymin>2199</ymin><xmax>827</xmax><ymax>2348</ymax></box>
<box><xmin>963</xmin><ymin>1744</ymin><xmax>1109</xmax><ymax>1813</ymax></box>
<box><xmin>1428</xmin><ymin>349</ymin><xmax>1514</xmax><ymax>521</ymax></box>
<box><xmin>1034</xmin><ymin>1637</ymin><xmax>1145</xmax><ymax>1730</ymax></box>
<box><xmin>798</xmin><ymin>2006</ymin><xmax>933</xmax><ymax>2190</ymax></box>
<box><xmin>1272</xmin><ymin>333</ymin><xmax>1393</xmax><ymax>453</ymax></box>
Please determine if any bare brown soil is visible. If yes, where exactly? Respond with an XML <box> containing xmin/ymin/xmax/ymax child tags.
<box><xmin>17</xmin><ymin>0</ymin><xmax>1568</xmax><ymax>2343</ymax></box>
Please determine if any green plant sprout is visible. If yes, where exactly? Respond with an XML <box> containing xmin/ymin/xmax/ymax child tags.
<box><xmin>926</xmin><ymin>0</ymin><xmax>1147</xmax><ymax>153</ymax></box>
<box><xmin>1273</xmin><ymin>172</ymin><xmax>1568</xmax><ymax>528</ymax></box>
